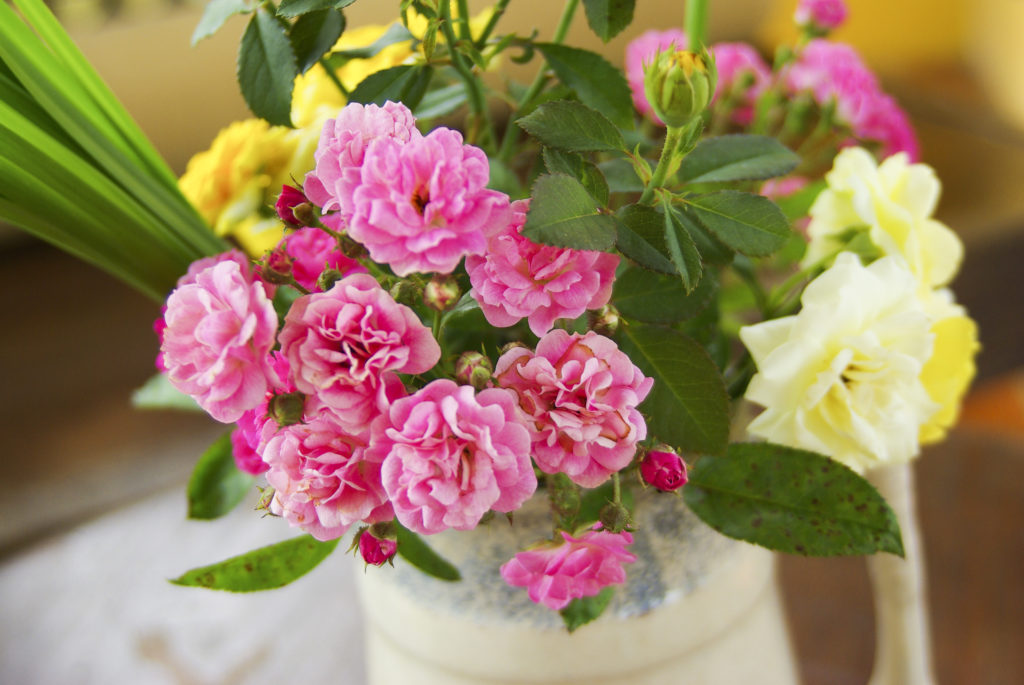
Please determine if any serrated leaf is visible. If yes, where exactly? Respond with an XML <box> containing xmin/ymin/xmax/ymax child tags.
<box><xmin>324</xmin><ymin>22</ymin><xmax>413</xmax><ymax>62</ymax></box>
<box><xmin>663</xmin><ymin>198</ymin><xmax>702</xmax><ymax>292</ymax></box>
<box><xmin>277</xmin><ymin>0</ymin><xmax>355</xmax><ymax>19</ymax></box>
<box><xmin>678</xmin><ymin>135</ymin><xmax>799</xmax><ymax>184</ymax></box>
<box><xmin>347</xmin><ymin>64</ymin><xmax>433</xmax><ymax>110</ymax></box>
<box><xmin>414</xmin><ymin>83</ymin><xmax>467</xmax><ymax>119</ymax></box>
<box><xmin>394</xmin><ymin>522</ymin><xmax>461</xmax><ymax>581</ymax></box>
<box><xmin>615</xmin><ymin>203</ymin><xmax>675</xmax><ymax>274</ymax></box>
<box><xmin>171</xmin><ymin>535</ymin><xmax>340</xmax><ymax>591</ymax></box>
<box><xmin>684</xmin><ymin>443</ymin><xmax>905</xmax><ymax>557</ymax></box>
<box><xmin>617</xmin><ymin>324</ymin><xmax>729</xmax><ymax>455</ymax></box>
<box><xmin>582</xmin><ymin>0</ymin><xmax>636</xmax><ymax>42</ymax></box>
<box><xmin>187</xmin><ymin>432</ymin><xmax>255</xmax><ymax>520</ymax></box>
<box><xmin>519</xmin><ymin>100</ymin><xmax>626</xmax><ymax>153</ymax></box>
<box><xmin>192</xmin><ymin>0</ymin><xmax>252</xmax><ymax>45</ymax></box>
<box><xmin>614</xmin><ymin>265</ymin><xmax>717</xmax><ymax>324</ymax></box>
<box><xmin>238</xmin><ymin>9</ymin><xmax>298</xmax><ymax>126</ymax></box>
<box><xmin>685</xmin><ymin>191</ymin><xmax>790</xmax><ymax>257</ymax></box>
<box><xmin>535</xmin><ymin>43</ymin><xmax>634</xmax><ymax>129</ymax></box>
<box><xmin>131</xmin><ymin>372</ymin><xmax>202</xmax><ymax>412</ymax></box>
<box><xmin>543</xmin><ymin>148</ymin><xmax>609</xmax><ymax>206</ymax></box>
<box><xmin>289</xmin><ymin>9</ymin><xmax>345</xmax><ymax>74</ymax></box>
<box><xmin>522</xmin><ymin>173</ymin><xmax>618</xmax><ymax>251</ymax></box>
<box><xmin>673</xmin><ymin>206</ymin><xmax>734</xmax><ymax>265</ymax></box>
<box><xmin>560</xmin><ymin>587</ymin><xmax>615</xmax><ymax>632</ymax></box>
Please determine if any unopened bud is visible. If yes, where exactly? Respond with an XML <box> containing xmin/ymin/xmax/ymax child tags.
<box><xmin>455</xmin><ymin>351</ymin><xmax>494</xmax><ymax>389</ymax></box>
<box><xmin>389</xmin><ymin>279</ymin><xmax>423</xmax><ymax>306</ymax></box>
<box><xmin>338</xmin><ymin>233</ymin><xmax>367</xmax><ymax>260</ymax></box>
<box><xmin>260</xmin><ymin>248</ymin><xmax>294</xmax><ymax>285</ymax></box>
<box><xmin>268</xmin><ymin>391</ymin><xmax>305</xmax><ymax>427</ymax></box>
<box><xmin>643</xmin><ymin>46</ymin><xmax>717</xmax><ymax>128</ymax></box>
<box><xmin>423</xmin><ymin>274</ymin><xmax>461</xmax><ymax>312</ymax></box>
<box><xmin>639</xmin><ymin>446</ymin><xmax>688</xmax><ymax>492</ymax></box>
<box><xmin>588</xmin><ymin>304</ymin><xmax>621</xmax><ymax>337</ymax></box>
<box><xmin>317</xmin><ymin>268</ymin><xmax>346</xmax><ymax>292</ymax></box>
<box><xmin>598</xmin><ymin>501</ymin><xmax>633</xmax><ymax>533</ymax></box>
<box><xmin>275</xmin><ymin>185</ymin><xmax>308</xmax><ymax>227</ymax></box>
<box><xmin>358</xmin><ymin>525</ymin><xmax>398</xmax><ymax>566</ymax></box>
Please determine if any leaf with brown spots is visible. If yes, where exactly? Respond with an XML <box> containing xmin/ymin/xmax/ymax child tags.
<box><xmin>171</xmin><ymin>535</ymin><xmax>340</xmax><ymax>592</ymax></box>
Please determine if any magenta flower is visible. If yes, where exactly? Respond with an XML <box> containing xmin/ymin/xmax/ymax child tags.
<box><xmin>466</xmin><ymin>199</ymin><xmax>620</xmax><ymax>336</ymax></box>
<box><xmin>495</xmin><ymin>331</ymin><xmax>653</xmax><ymax>488</ymax></box>
<box><xmin>264</xmin><ymin>415</ymin><xmax>393</xmax><ymax>541</ymax></box>
<box><xmin>639</xmin><ymin>449</ymin><xmax>688</xmax><ymax>491</ymax></box>
<box><xmin>625</xmin><ymin>29</ymin><xmax>688</xmax><ymax>119</ymax></box>
<box><xmin>794</xmin><ymin>0</ymin><xmax>848</xmax><ymax>31</ymax></box>
<box><xmin>278</xmin><ymin>273</ymin><xmax>437</xmax><ymax>436</ymax></box>
<box><xmin>176</xmin><ymin>249</ymin><xmax>253</xmax><ymax>289</ymax></box>
<box><xmin>279</xmin><ymin>227</ymin><xmax>365</xmax><ymax>292</ymax></box>
<box><xmin>231</xmin><ymin>410</ymin><xmax>270</xmax><ymax>475</ymax></box>
<box><xmin>304</xmin><ymin>101</ymin><xmax>421</xmax><ymax>230</ymax></box>
<box><xmin>856</xmin><ymin>92</ymin><xmax>920</xmax><ymax>161</ymax></box>
<box><xmin>161</xmin><ymin>259</ymin><xmax>278</xmax><ymax>423</ymax></box>
<box><xmin>500</xmin><ymin>526</ymin><xmax>637</xmax><ymax>611</ymax></box>
<box><xmin>372</xmin><ymin>380</ymin><xmax>536</xmax><ymax>535</ymax></box>
<box><xmin>275</xmin><ymin>184</ymin><xmax>308</xmax><ymax>227</ymax></box>
<box><xmin>711</xmin><ymin>42</ymin><xmax>772</xmax><ymax>124</ymax></box>
<box><xmin>348</xmin><ymin>127</ymin><xmax>511</xmax><ymax>276</ymax></box>
<box><xmin>358</xmin><ymin>529</ymin><xmax>398</xmax><ymax>566</ymax></box>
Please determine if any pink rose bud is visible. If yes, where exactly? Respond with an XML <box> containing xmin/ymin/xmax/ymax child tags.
<box><xmin>423</xmin><ymin>274</ymin><xmax>461</xmax><ymax>312</ymax></box>
<box><xmin>276</xmin><ymin>185</ymin><xmax>309</xmax><ymax>227</ymax></box>
<box><xmin>358</xmin><ymin>528</ymin><xmax>398</xmax><ymax>566</ymax></box>
<box><xmin>455</xmin><ymin>351</ymin><xmax>494</xmax><ymax>390</ymax></box>
<box><xmin>794</xmin><ymin>0</ymin><xmax>848</xmax><ymax>32</ymax></box>
<box><xmin>260</xmin><ymin>248</ymin><xmax>295</xmax><ymax>285</ymax></box>
<box><xmin>639</xmin><ymin>448</ymin><xmax>688</xmax><ymax>491</ymax></box>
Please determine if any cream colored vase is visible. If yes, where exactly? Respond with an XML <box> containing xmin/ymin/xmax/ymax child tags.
<box><xmin>356</xmin><ymin>492</ymin><xmax>798</xmax><ymax>685</ymax></box>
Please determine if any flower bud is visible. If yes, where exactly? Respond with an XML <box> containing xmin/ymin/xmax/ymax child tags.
<box><xmin>643</xmin><ymin>46</ymin><xmax>717</xmax><ymax>128</ymax></box>
<box><xmin>598</xmin><ymin>501</ymin><xmax>633</xmax><ymax>534</ymax></box>
<box><xmin>588</xmin><ymin>304</ymin><xmax>621</xmax><ymax>337</ymax></box>
<box><xmin>358</xmin><ymin>525</ymin><xmax>398</xmax><ymax>566</ymax></box>
<box><xmin>794</xmin><ymin>0</ymin><xmax>848</xmax><ymax>34</ymax></box>
<box><xmin>260</xmin><ymin>248</ymin><xmax>295</xmax><ymax>285</ymax></box>
<box><xmin>389</xmin><ymin>279</ymin><xmax>423</xmax><ymax>307</ymax></box>
<box><xmin>316</xmin><ymin>267</ymin><xmax>346</xmax><ymax>292</ymax></box>
<box><xmin>423</xmin><ymin>274</ymin><xmax>461</xmax><ymax>312</ymax></box>
<box><xmin>275</xmin><ymin>185</ymin><xmax>308</xmax><ymax>227</ymax></box>
<box><xmin>455</xmin><ymin>351</ymin><xmax>494</xmax><ymax>390</ymax></box>
<box><xmin>268</xmin><ymin>391</ymin><xmax>306</xmax><ymax>428</ymax></box>
<box><xmin>639</xmin><ymin>447</ymin><xmax>688</xmax><ymax>492</ymax></box>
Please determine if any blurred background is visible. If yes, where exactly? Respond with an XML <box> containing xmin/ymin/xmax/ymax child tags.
<box><xmin>1</xmin><ymin>0</ymin><xmax>1022</xmax><ymax>683</ymax></box>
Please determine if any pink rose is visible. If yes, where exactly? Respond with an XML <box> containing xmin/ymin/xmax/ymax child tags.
<box><xmin>466</xmin><ymin>199</ymin><xmax>620</xmax><ymax>336</ymax></box>
<box><xmin>278</xmin><ymin>274</ymin><xmax>435</xmax><ymax>436</ymax></box>
<box><xmin>639</xmin><ymin>449</ymin><xmax>688</xmax><ymax>491</ymax></box>
<box><xmin>794</xmin><ymin>0</ymin><xmax>848</xmax><ymax>31</ymax></box>
<box><xmin>711</xmin><ymin>42</ymin><xmax>772</xmax><ymax>125</ymax></box>
<box><xmin>304</xmin><ymin>101</ymin><xmax>422</xmax><ymax>230</ymax></box>
<box><xmin>231</xmin><ymin>409</ymin><xmax>270</xmax><ymax>475</ymax></box>
<box><xmin>175</xmin><ymin>249</ymin><xmax>252</xmax><ymax>289</ymax></box>
<box><xmin>348</xmin><ymin>127</ymin><xmax>511</xmax><ymax>276</ymax></box>
<box><xmin>495</xmin><ymin>331</ymin><xmax>653</xmax><ymax>488</ymax></box>
<box><xmin>500</xmin><ymin>525</ymin><xmax>637</xmax><ymax>611</ymax></box>
<box><xmin>625</xmin><ymin>29</ymin><xmax>688</xmax><ymax>119</ymax></box>
<box><xmin>358</xmin><ymin>529</ymin><xmax>398</xmax><ymax>566</ymax></box>
<box><xmin>372</xmin><ymin>380</ymin><xmax>536</xmax><ymax>535</ymax></box>
<box><xmin>161</xmin><ymin>259</ymin><xmax>278</xmax><ymax>423</ymax></box>
<box><xmin>855</xmin><ymin>93</ymin><xmax>920</xmax><ymax>161</ymax></box>
<box><xmin>275</xmin><ymin>184</ymin><xmax>308</xmax><ymax>227</ymax></box>
<box><xmin>279</xmin><ymin>227</ymin><xmax>365</xmax><ymax>292</ymax></box>
<box><xmin>264</xmin><ymin>415</ymin><xmax>393</xmax><ymax>541</ymax></box>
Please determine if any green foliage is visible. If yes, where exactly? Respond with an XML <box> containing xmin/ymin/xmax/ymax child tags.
<box><xmin>414</xmin><ymin>83</ymin><xmax>468</xmax><ymax>120</ymax></box>
<box><xmin>560</xmin><ymin>587</ymin><xmax>614</xmax><ymax>632</ymax></box>
<box><xmin>662</xmin><ymin>197</ymin><xmax>702</xmax><ymax>292</ymax></box>
<box><xmin>277</xmin><ymin>0</ymin><xmax>356</xmax><ymax>19</ymax></box>
<box><xmin>192</xmin><ymin>0</ymin><xmax>252</xmax><ymax>45</ymax></box>
<box><xmin>522</xmin><ymin>173</ymin><xmax>619</xmax><ymax>251</ymax></box>
<box><xmin>677</xmin><ymin>135</ymin><xmax>799</xmax><ymax>184</ymax></box>
<box><xmin>131</xmin><ymin>373</ymin><xmax>202</xmax><ymax>412</ymax></box>
<box><xmin>684</xmin><ymin>443</ymin><xmax>905</xmax><ymax>557</ymax></box>
<box><xmin>616</xmin><ymin>203</ymin><xmax>677</xmax><ymax>274</ymax></box>
<box><xmin>613</xmin><ymin>265</ymin><xmax>717</xmax><ymax>324</ymax></box>
<box><xmin>518</xmin><ymin>100</ymin><xmax>627</xmax><ymax>153</ymax></box>
<box><xmin>347</xmin><ymin>65</ymin><xmax>434</xmax><ymax>110</ymax></box>
<box><xmin>187</xmin><ymin>433</ymin><xmax>256</xmax><ymax>520</ymax></box>
<box><xmin>542</xmin><ymin>148</ymin><xmax>609</xmax><ymax>206</ymax></box>
<box><xmin>581</xmin><ymin>0</ymin><xmax>636</xmax><ymax>41</ymax></box>
<box><xmin>238</xmin><ymin>9</ymin><xmax>298</xmax><ymax>126</ymax></box>
<box><xmin>290</xmin><ymin>9</ymin><xmax>346</xmax><ymax>74</ymax></box>
<box><xmin>535</xmin><ymin>44</ymin><xmax>634</xmax><ymax>129</ymax></box>
<box><xmin>616</xmin><ymin>325</ymin><xmax>730</xmax><ymax>455</ymax></box>
<box><xmin>394</xmin><ymin>522</ymin><xmax>461</xmax><ymax>581</ymax></box>
<box><xmin>683</xmin><ymin>191</ymin><xmax>790</xmax><ymax>257</ymax></box>
<box><xmin>171</xmin><ymin>536</ymin><xmax>341</xmax><ymax>591</ymax></box>
<box><xmin>672</xmin><ymin>207</ymin><xmax>734</xmax><ymax>265</ymax></box>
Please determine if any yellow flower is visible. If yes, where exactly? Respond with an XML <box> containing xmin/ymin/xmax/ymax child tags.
<box><xmin>741</xmin><ymin>253</ymin><xmax>940</xmax><ymax>473</ymax></box>
<box><xmin>179</xmin><ymin>119</ymin><xmax>319</xmax><ymax>255</ymax></box>
<box><xmin>917</xmin><ymin>291</ymin><xmax>980</xmax><ymax>444</ymax></box>
<box><xmin>803</xmin><ymin>147</ymin><xmax>964</xmax><ymax>291</ymax></box>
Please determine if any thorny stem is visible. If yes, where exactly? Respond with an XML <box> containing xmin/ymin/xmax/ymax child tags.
<box><xmin>440</xmin><ymin>1</ymin><xmax>496</xmax><ymax>151</ymax></box>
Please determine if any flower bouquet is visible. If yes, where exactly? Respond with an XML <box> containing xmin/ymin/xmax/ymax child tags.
<box><xmin>0</xmin><ymin>0</ymin><xmax>978</xmax><ymax>676</ymax></box>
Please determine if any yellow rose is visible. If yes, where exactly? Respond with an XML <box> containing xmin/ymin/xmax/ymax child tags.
<box><xmin>803</xmin><ymin>147</ymin><xmax>964</xmax><ymax>291</ymax></box>
<box><xmin>917</xmin><ymin>291</ymin><xmax>980</xmax><ymax>444</ymax></box>
<box><xmin>179</xmin><ymin>119</ymin><xmax>319</xmax><ymax>255</ymax></box>
<box><xmin>741</xmin><ymin>253</ymin><xmax>940</xmax><ymax>473</ymax></box>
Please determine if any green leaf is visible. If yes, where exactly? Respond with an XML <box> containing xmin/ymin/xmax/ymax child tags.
<box><xmin>324</xmin><ymin>22</ymin><xmax>413</xmax><ymax>62</ymax></box>
<box><xmin>289</xmin><ymin>9</ymin><xmax>345</xmax><ymax>74</ymax></box>
<box><xmin>535</xmin><ymin>43</ymin><xmax>634</xmax><ymax>129</ymax></box>
<box><xmin>617</xmin><ymin>324</ymin><xmax>729</xmax><ymax>455</ymax></box>
<box><xmin>347</xmin><ymin>64</ymin><xmax>434</xmax><ymax>110</ymax></box>
<box><xmin>187</xmin><ymin>433</ymin><xmax>255</xmax><ymax>520</ymax></box>
<box><xmin>663</xmin><ymin>198</ymin><xmax>702</xmax><ymax>293</ymax></box>
<box><xmin>238</xmin><ymin>9</ymin><xmax>298</xmax><ymax>126</ymax></box>
<box><xmin>171</xmin><ymin>535</ymin><xmax>340</xmax><ymax>591</ymax></box>
<box><xmin>542</xmin><ymin>148</ymin><xmax>609</xmax><ymax>206</ymax></box>
<box><xmin>677</xmin><ymin>135</ymin><xmax>799</xmax><ymax>184</ymax></box>
<box><xmin>684</xmin><ymin>443</ymin><xmax>905</xmax><ymax>557</ymax></box>
<box><xmin>615</xmin><ymin>203</ymin><xmax>674</xmax><ymax>274</ymax></box>
<box><xmin>560</xmin><ymin>587</ymin><xmax>614</xmax><ymax>632</ymax></box>
<box><xmin>672</xmin><ymin>206</ymin><xmax>734</xmax><ymax>265</ymax></box>
<box><xmin>131</xmin><ymin>373</ymin><xmax>202</xmax><ymax>412</ymax></box>
<box><xmin>192</xmin><ymin>0</ymin><xmax>253</xmax><ymax>45</ymax></box>
<box><xmin>577</xmin><ymin>480</ymin><xmax>634</xmax><ymax>526</ymax></box>
<box><xmin>522</xmin><ymin>173</ymin><xmax>618</xmax><ymax>251</ymax></box>
<box><xmin>518</xmin><ymin>100</ymin><xmax>627</xmax><ymax>153</ymax></box>
<box><xmin>277</xmin><ymin>0</ymin><xmax>355</xmax><ymax>19</ymax></box>
<box><xmin>414</xmin><ymin>83</ymin><xmax>467</xmax><ymax>120</ymax></box>
<box><xmin>600</xmin><ymin>157</ymin><xmax>646</xmax><ymax>193</ymax></box>
<box><xmin>394</xmin><ymin>522</ymin><xmax>461</xmax><ymax>581</ymax></box>
<box><xmin>684</xmin><ymin>191</ymin><xmax>790</xmax><ymax>257</ymax></box>
<box><xmin>581</xmin><ymin>0</ymin><xmax>636</xmax><ymax>41</ymax></box>
<box><xmin>613</xmin><ymin>265</ymin><xmax>716</xmax><ymax>324</ymax></box>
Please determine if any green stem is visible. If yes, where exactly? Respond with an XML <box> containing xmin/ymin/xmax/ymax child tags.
<box><xmin>439</xmin><ymin>1</ymin><xmax>496</xmax><ymax>151</ymax></box>
<box><xmin>638</xmin><ymin>125</ymin><xmax>685</xmax><ymax>204</ymax></box>
<box><xmin>474</xmin><ymin>0</ymin><xmax>511</xmax><ymax>48</ymax></box>
<box><xmin>685</xmin><ymin>0</ymin><xmax>709</xmax><ymax>48</ymax></box>
<box><xmin>612</xmin><ymin>472</ymin><xmax>622</xmax><ymax>506</ymax></box>
<box><xmin>456</xmin><ymin>0</ymin><xmax>471</xmax><ymax>41</ymax></box>
<box><xmin>318</xmin><ymin>57</ymin><xmax>349</xmax><ymax>98</ymax></box>
<box><xmin>496</xmin><ymin>0</ymin><xmax>580</xmax><ymax>163</ymax></box>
